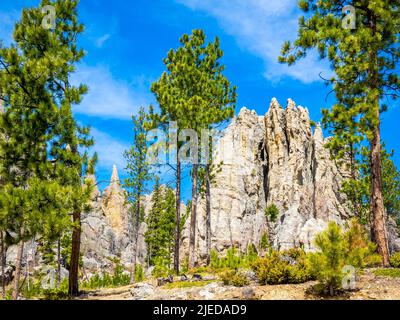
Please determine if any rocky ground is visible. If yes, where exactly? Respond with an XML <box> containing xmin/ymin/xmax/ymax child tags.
<box><xmin>79</xmin><ymin>269</ymin><xmax>400</xmax><ymax>300</ymax></box>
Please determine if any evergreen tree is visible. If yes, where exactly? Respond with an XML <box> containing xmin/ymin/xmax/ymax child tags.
<box><xmin>359</xmin><ymin>146</ymin><xmax>400</xmax><ymax>227</ymax></box>
<box><xmin>280</xmin><ymin>0</ymin><xmax>400</xmax><ymax>266</ymax></box>
<box><xmin>151</xmin><ymin>29</ymin><xmax>236</xmax><ymax>269</ymax></box>
<box><xmin>145</xmin><ymin>179</ymin><xmax>176</xmax><ymax>272</ymax></box>
<box><xmin>145</xmin><ymin>177</ymin><xmax>162</xmax><ymax>267</ymax></box>
<box><xmin>0</xmin><ymin>0</ymin><xmax>92</xmax><ymax>298</ymax></box>
<box><xmin>124</xmin><ymin>107</ymin><xmax>151</xmax><ymax>283</ymax></box>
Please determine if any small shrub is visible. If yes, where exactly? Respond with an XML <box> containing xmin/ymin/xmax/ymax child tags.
<box><xmin>308</xmin><ymin>222</ymin><xmax>346</xmax><ymax>295</ymax></box>
<box><xmin>209</xmin><ymin>245</ymin><xmax>259</xmax><ymax>271</ymax></box>
<box><xmin>309</xmin><ymin>219</ymin><xmax>381</xmax><ymax>296</ymax></box>
<box><xmin>210</xmin><ymin>249</ymin><xmax>220</xmax><ymax>269</ymax></box>
<box><xmin>259</xmin><ymin>232</ymin><xmax>269</xmax><ymax>251</ymax></box>
<box><xmin>219</xmin><ymin>270</ymin><xmax>249</xmax><ymax>287</ymax></box>
<box><xmin>135</xmin><ymin>264</ymin><xmax>145</xmax><ymax>282</ymax></box>
<box><xmin>251</xmin><ymin>250</ymin><xmax>313</xmax><ymax>285</ymax></box>
<box><xmin>265</xmin><ymin>204</ymin><xmax>279</xmax><ymax>223</ymax></box>
<box><xmin>344</xmin><ymin>218</ymin><xmax>376</xmax><ymax>268</ymax></box>
<box><xmin>365</xmin><ymin>254</ymin><xmax>383</xmax><ymax>267</ymax></box>
<box><xmin>390</xmin><ymin>252</ymin><xmax>400</xmax><ymax>268</ymax></box>
<box><xmin>373</xmin><ymin>268</ymin><xmax>400</xmax><ymax>278</ymax></box>
<box><xmin>20</xmin><ymin>278</ymin><xmax>69</xmax><ymax>300</ymax></box>
<box><xmin>181</xmin><ymin>256</ymin><xmax>189</xmax><ymax>274</ymax></box>
<box><xmin>81</xmin><ymin>261</ymin><xmax>130</xmax><ymax>289</ymax></box>
<box><xmin>152</xmin><ymin>256</ymin><xmax>173</xmax><ymax>278</ymax></box>
<box><xmin>163</xmin><ymin>280</ymin><xmax>215</xmax><ymax>289</ymax></box>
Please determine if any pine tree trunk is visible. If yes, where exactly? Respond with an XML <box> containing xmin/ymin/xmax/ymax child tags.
<box><xmin>189</xmin><ymin>164</ymin><xmax>199</xmax><ymax>269</ymax></box>
<box><xmin>57</xmin><ymin>238</ymin><xmax>61</xmax><ymax>287</ymax></box>
<box><xmin>174</xmin><ymin>157</ymin><xmax>181</xmax><ymax>274</ymax></box>
<box><xmin>370</xmin><ymin>126</ymin><xmax>390</xmax><ymax>266</ymax></box>
<box><xmin>205</xmin><ymin>164</ymin><xmax>211</xmax><ymax>265</ymax></box>
<box><xmin>69</xmin><ymin>209</ymin><xmax>81</xmax><ymax>296</ymax></box>
<box><xmin>12</xmin><ymin>240</ymin><xmax>24</xmax><ymax>300</ymax></box>
<box><xmin>367</xmin><ymin>10</ymin><xmax>390</xmax><ymax>267</ymax></box>
<box><xmin>1</xmin><ymin>231</ymin><xmax>5</xmax><ymax>299</ymax></box>
<box><xmin>130</xmin><ymin>198</ymin><xmax>141</xmax><ymax>284</ymax></box>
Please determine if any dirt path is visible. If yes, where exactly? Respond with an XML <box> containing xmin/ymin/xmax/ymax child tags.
<box><xmin>80</xmin><ymin>270</ymin><xmax>400</xmax><ymax>300</ymax></box>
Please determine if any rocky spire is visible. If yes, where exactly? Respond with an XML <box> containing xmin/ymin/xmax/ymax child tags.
<box><xmin>101</xmin><ymin>164</ymin><xmax>125</xmax><ymax>233</ymax></box>
<box><xmin>313</xmin><ymin>122</ymin><xmax>324</xmax><ymax>145</ymax></box>
<box><xmin>109</xmin><ymin>164</ymin><xmax>120</xmax><ymax>191</ymax></box>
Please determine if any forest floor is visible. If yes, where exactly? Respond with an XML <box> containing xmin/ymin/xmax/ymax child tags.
<box><xmin>79</xmin><ymin>269</ymin><xmax>400</xmax><ymax>300</ymax></box>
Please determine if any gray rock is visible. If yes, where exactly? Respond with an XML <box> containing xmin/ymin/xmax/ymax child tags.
<box><xmin>242</xmin><ymin>287</ymin><xmax>256</xmax><ymax>300</ymax></box>
<box><xmin>130</xmin><ymin>283</ymin><xmax>155</xmax><ymax>300</ymax></box>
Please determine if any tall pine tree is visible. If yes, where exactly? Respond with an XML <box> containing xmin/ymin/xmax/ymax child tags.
<box><xmin>151</xmin><ymin>30</ymin><xmax>236</xmax><ymax>269</ymax></box>
<box><xmin>0</xmin><ymin>0</ymin><xmax>93</xmax><ymax>298</ymax></box>
<box><xmin>124</xmin><ymin>107</ymin><xmax>151</xmax><ymax>283</ymax></box>
<box><xmin>279</xmin><ymin>0</ymin><xmax>400</xmax><ymax>266</ymax></box>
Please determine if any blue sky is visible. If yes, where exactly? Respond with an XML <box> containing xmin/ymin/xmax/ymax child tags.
<box><xmin>1</xmin><ymin>0</ymin><xmax>399</xmax><ymax>200</ymax></box>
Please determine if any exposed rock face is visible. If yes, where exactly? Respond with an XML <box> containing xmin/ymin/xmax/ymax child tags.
<box><xmin>101</xmin><ymin>165</ymin><xmax>126</xmax><ymax>233</ymax></box>
<box><xmin>80</xmin><ymin>165</ymin><xmax>144</xmax><ymax>273</ymax></box>
<box><xmin>193</xmin><ymin>107</ymin><xmax>267</xmax><ymax>260</ymax></box>
<box><xmin>264</xmin><ymin>99</ymin><xmax>351</xmax><ymax>251</ymax></box>
<box><xmin>194</xmin><ymin>98</ymin><xmax>354</xmax><ymax>261</ymax></box>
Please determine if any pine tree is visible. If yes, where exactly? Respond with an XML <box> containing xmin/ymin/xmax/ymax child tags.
<box><xmin>144</xmin><ymin>179</ymin><xmax>175</xmax><ymax>272</ymax></box>
<box><xmin>124</xmin><ymin>107</ymin><xmax>151</xmax><ymax>283</ymax></box>
<box><xmin>145</xmin><ymin>177</ymin><xmax>162</xmax><ymax>267</ymax></box>
<box><xmin>0</xmin><ymin>0</ymin><xmax>92</xmax><ymax>298</ymax></box>
<box><xmin>280</xmin><ymin>0</ymin><xmax>400</xmax><ymax>266</ymax></box>
<box><xmin>151</xmin><ymin>29</ymin><xmax>236</xmax><ymax>269</ymax></box>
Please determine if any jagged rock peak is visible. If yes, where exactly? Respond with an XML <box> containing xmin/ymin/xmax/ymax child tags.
<box><xmin>269</xmin><ymin>97</ymin><xmax>282</xmax><ymax>110</ymax></box>
<box><xmin>104</xmin><ymin>164</ymin><xmax>123</xmax><ymax>195</ymax></box>
<box><xmin>110</xmin><ymin>164</ymin><xmax>120</xmax><ymax>186</ymax></box>
<box><xmin>313</xmin><ymin>122</ymin><xmax>324</xmax><ymax>144</ymax></box>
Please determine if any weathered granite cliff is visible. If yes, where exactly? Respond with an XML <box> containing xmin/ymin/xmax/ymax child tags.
<box><xmin>193</xmin><ymin>98</ymin><xmax>399</xmax><ymax>263</ymax></box>
<box><xmin>83</xmin><ymin>98</ymin><xmax>399</xmax><ymax>268</ymax></box>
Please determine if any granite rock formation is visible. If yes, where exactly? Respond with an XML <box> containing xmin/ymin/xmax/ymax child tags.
<box><xmin>193</xmin><ymin>98</ymin><xmax>381</xmax><ymax>263</ymax></box>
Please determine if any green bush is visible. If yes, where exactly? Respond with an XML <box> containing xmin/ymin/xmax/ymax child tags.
<box><xmin>152</xmin><ymin>256</ymin><xmax>173</xmax><ymax>278</ymax></box>
<box><xmin>365</xmin><ymin>254</ymin><xmax>383</xmax><ymax>267</ymax></box>
<box><xmin>390</xmin><ymin>252</ymin><xmax>400</xmax><ymax>268</ymax></box>
<box><xmin>135</xmin><ymin>264</ymin><xmax>145</xmax><ymax>282</ymax></box>
<box><xmin>265</xmin><ymin>204</ymin><xmax>279</xmax><ymax>223</ymax></box>
<box><xmin>20</xmin><ymin>278</ymin><xmax>69</xmax><ymax>300</ymax></box>
<box><xmin>81</xmin><ymin>261</ymin><xmax>130</xmax><ymax>289</ymax></box>
<box><xmin>209</xmin><ymin>245</ymin><xmax>259</xmax><ymax>271</ymax></box>
<box><xmin>344</xmin><ymin>218</ymin><xmax>377</xmax><ymax>268</ymax></box>
<box><xmin>373</xmin><ymin>268</ymin><xmax>400</xmax><ymax>278</ymax></box>
<box><xmin>251</xmin><ymin>249</ymin><xmax>313</xmax><ymax>285</ymax></box>
<box><xmin>308</xmin><ymin>223</ymin><xmax>345</xmax><ymax>295</ymax></box>
<box><xmin>308</xmin><ymin>219</ymin><xmax>375</xmax><ymax>296</ymax></box>
<box><xmin>219</xmin><ymin>270</ymin><xmax>249</xmax><ymax>287</ymax></box>
<box><xmin>259</xmin><ymin>232</ymin><xmax>270</xmax><ymax>251</ymax></box>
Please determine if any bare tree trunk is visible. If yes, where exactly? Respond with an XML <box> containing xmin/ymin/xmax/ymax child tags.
<box><xmin>188</xmin><ymin>164</ymin><xmax>199</xmax><ymax>269</ymax></box>
<box><xmin>130</xmin><ymin>198</ymin><xmax>141</xmax><ymax>284</ymax></box>
<box><xmin>370</xmin><ymin>126</ymin><xmax>390</xmax><ymax>266</ymax></box>
<box><xmin>12</xmin><ymin>240</ymin><xmax>24</xmax><ymax>300</ymax></box>
<box><xmin>174</xmin><ymin>157</ymin><xmax>181</xmax><ymax>274</ymax></box>
<box><xmin>57</xmin><ymin>238</ymin><xmax>61</xmax><ymax>287</ymax></box>
<box><xmin>69</xmin><ymin>209</ymin><xmax>81</xmax><ymax>296</ymax></box>
<box><xmin>205</xmin><ymin>164</ymin><xmax>211</xmax><ymax>265</ymax></box>
<box><xmin>1</xmin><ymin>231</ymin><xmax>5</xmax><ymax>299</ymax></box>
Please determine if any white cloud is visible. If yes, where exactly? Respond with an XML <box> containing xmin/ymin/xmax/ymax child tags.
<box><xmin>71</xmin><ymin>64</ymin><xmax>153</xmax><ymax>119</ymax></box>
<box><xmin>176</xmin><ymin>0</ymin><xmax>333</xmax><ymax>83</ymax></box>
<box><xmin>95</xmin><ymin>33</ymin><xmax>110</xmax><ymax>48</ymax></box>
<box><xmin>90</xmin><ymin>127</ymin><xmax>127</xmax><ymax>172</ymax></box>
